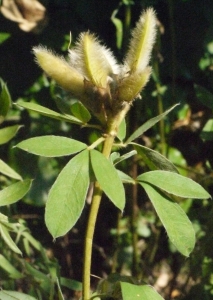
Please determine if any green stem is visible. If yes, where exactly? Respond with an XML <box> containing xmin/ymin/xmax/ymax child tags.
<box><xmin>131</xmin><ymin>157</ymin><xmax>140</xmax><ymax>278</ymax></box>
<box><xmin>82</xmin><ymin>102</ymin><xmax>130</xmax><ymax>300</ymax></box>
<box><xmin>82</xmin><ymin>133</ymin><xmax>116</xmax><ymax>300</ymax></box>
<box><xmin>157</xmin><ymin>83</ymin><xmax>166</xmax><ymax>156</ymax></box>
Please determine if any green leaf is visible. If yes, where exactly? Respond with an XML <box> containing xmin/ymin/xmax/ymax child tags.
<box><xmin>0</xmin><ymin>33</ymin><xmax>11</xmax><ymax>44</ymax></box>
<box><xmin>133</xmin><ymin>144</ymin><xmax>178</xmax><ymax>173</ymax></box>
<box><xmin>121</xmin><ymin>282</ymin><xmax>164</xmax><ymax>300</ymax></box>
<box><xmin>0</xmin><ymin>254</ymin><xmax>23</xmax><ymax>279</ymax></box>
<box><xmin>0</xmin><ymin>125</ymin><xmax>22</xmax><ymax>145</ymax></box>
<box><xmin>54</xmin><ymin>95</ymin><xmax>73</xmax><ymax>115</ymax></box>
<box><xmin>137</xmin><ymin>170</ymin><xmax>210</xmax><ymax>199</ymax></box>
<box><xmin>90</xmin><ymin>150</ymin><xmax>125</xmax><ymax>211</ymax></box>
<box><xmin>16</xmin><ymin>100</ymin><xmax>83</xmax><ymax>125</ymax></box>
<box><xmin>45</xmin><ymin>150</ymin><xmax>90</xmax><ymax>238</ymax></box>
<box><xmin>16</xmin><ymin>136</ymin><xmax>87</xmax><ymax>157</ymax></box>
<box><xmin>0</xmin><ymin>179</ymin><xmax>32</xmax><ymax>206</ymax></box>
<box><xmin>24</xmin><ymin>261</ymin><xmax>49</xmax><ymax>282</ymax></box>
<box><xmin>201</xmin><ymin>119</ymin><xmax>213</xmax><ymax>141</ymax></box>
<box><xmin>24</xmin><ymin>261</ymin><xmax>52</xmax><ymax>293</ymax></box>
<box><xmin>111</xmin><ymin>7</ymin><xmax>123</xmax><ymax>49</ymax></box>
<box><xmin>117</xmin><ymin>170</ymin><xmax>135</xmax><ymax>184</ymax></box>
<box><xmin>117</xmin><ymin>118</ymin><xmax>126</xmax><ymax>141</ymax></box>
<box><xmin>71</xmin><ymin>101</ymin><xmax>91</xmax><ymax>123</ymax></box>
<box><xmin>56</xmin><ymin>278</ymin><xmax>65</xmax><ymax>300</ymax></box>
<box><xmin>125</xmin><ymin>104</ymin><xmax>178</xmax><ymax>144</ymax></box>
<box><xmin>21</xmin><ymin>231</ymin><xmax>41</xmax><ymax>251</ymax></box>
<box><xmin>60</xmin><ymin>277</ymin><xmax>82</xmax><ymax>291</ymax></box>
<box><xmin>140</xmin><ymin>182</ymin><xmax>195</xmax><ymax>256</ymax></box>
<box><xmin>114</xmin><ymin>150</ymin><xmax>137</xmax><ymax>166</ymax></box>
<box><xmin>194</xmin><ymin>84</ymin><xmax>213</xmax><ymax>110</ymax></box>
<box><xmin>0</xmin><ymin>223</ymin><xmax>22</xmax><ymax>255</ymax></box>
<box><xmin>110</xmin><ymin>152</ymin><xmax>120</xmax><ymax>163</ymax></box>
<box><xmin>0</xmin><ymin>79</ymin><xmax>11</xmax><ymax>121</ymax></box>
<box><xmin>0</xmin><ymin>159</ymin><xmax>22</xmax><ymax>180</ymax></box>
<box><xmin>0</xmin><ymin>291</ymin><xmax>37</xmax><ymax>300</ymax></box>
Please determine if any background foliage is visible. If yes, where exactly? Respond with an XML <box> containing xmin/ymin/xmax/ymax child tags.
<box><xmin>1</xmin><ymin>0</ymin><xmax>213</xmax><ymax>299</ymax></box>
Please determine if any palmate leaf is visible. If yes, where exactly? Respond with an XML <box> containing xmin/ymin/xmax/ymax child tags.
<box><xmin>125</xmin><ymin>104</ymin><xmax>178</xmax><ymax>144</ymax></box>
<box><xmin>90</xmin><ymin>149</ymin><xmax>125</xmax><ymax>211</ymax></box>
<box><xmin>45</xmin><ymin>150</ymin><xmax>90</xmax><ymax>238</ymax></box>
<box><xmin>137</xmin><ymin>170</ymin><xmax>210</xmax><ymax>199</ymax></box>
<box><xmin>16</xmin><ymin>136</ymin><xmax>87</xmax><ymax>157</ymax></box>
<box><xmin>140</xmin><ymin>182</ymin><xmax>195</xmax><ymax>257</ymax></box>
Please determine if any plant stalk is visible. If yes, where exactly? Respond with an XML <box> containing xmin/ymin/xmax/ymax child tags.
<box><xmin>82</xmin><ymin>103</ymin><xmax>130</xmax><ymax>300</ymax></box>
<box><xmin>82</xmin><ymin>133</ymin><xmax>116</xmax><ymax>300</ymax></box>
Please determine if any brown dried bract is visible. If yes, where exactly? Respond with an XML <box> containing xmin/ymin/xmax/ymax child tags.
<box><xmin>0</xmin><ymin>0</ymin><xmax>48</xmax><ymax>33</ymax></box>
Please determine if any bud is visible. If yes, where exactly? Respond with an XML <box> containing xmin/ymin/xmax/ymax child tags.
<box><xmin>118</xmin><ymin>67</ymin><xmax>151</xmax><ymax>102</ymax></box>
<box><xmin>124</xmin><ymin>8</ymin><xmax>157</xmax><ymax>74</ymax></box>
<box><xmin>69</xmin><ymin>32</ymin><xmax>120</xmax><ymax>88</ymax></box>
<box><xmin>33</xmin><ymin>46</ymin><xmax>84</xmax><ymax>97</ymax></box>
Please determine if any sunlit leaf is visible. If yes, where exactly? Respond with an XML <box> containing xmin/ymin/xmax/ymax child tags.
<box><xmin>125</xmin><ymin>104</ymin><xmax>178</xmax><ymax>144</ymax></box>
<box><xmin>201</xmin><ymin>119</ymin><xmax>213</xmax><ymax>141</ymax></box>
<box><xmin>117</xmin><ymin>118</ymin><xmax>126</xmax><ymax>141</ymax></box>
<box><xmin>0</xmin><ymin>125</ymin><xmax>22</xmax><ymax>145</ymax></box>
<box><xmin>137</xmin><ymin>170</ymin><xmax>210</xmax><ymax>199</ymax></box>
<box><xmin>45</xmin><ymin>150</ymin><xmax>90</xmax><ymax>238</ymax></box>
<box><xmin>121</xmin><ymin>282</ymin><xmax>164</xmax><ymax>300</ymax></box>
<box><xmin>0</xmin><ymin>179</ymin><xmax>32</xmax><ymax>206</ymax></box>
<box><xmin>0</xmin><ymin>159</ymin><xmax>22</xmax><ymax>180</ymax></box>
<box><xmin>90</xmin><ymin>150</ymin><xmax>125</xmax><ymax>211</ymax></box>
<box><xmin>16</xmin><ymin>100</ymin><xmax>83</xmax><ymax>125</ymax></box>
<box><xmin>133</xmin><ymin>144</ymin><xmax>178</xmax><ymax>172</ymax></box>
<box><xmin>16</xmin><ymin>136</ymin><xmax>87</xmax><ymax>157</ymax></box>
<box><xmin>140</xmin><ymin>182</ymin><xmax>195</xmax><ymax>256</ymax></box>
